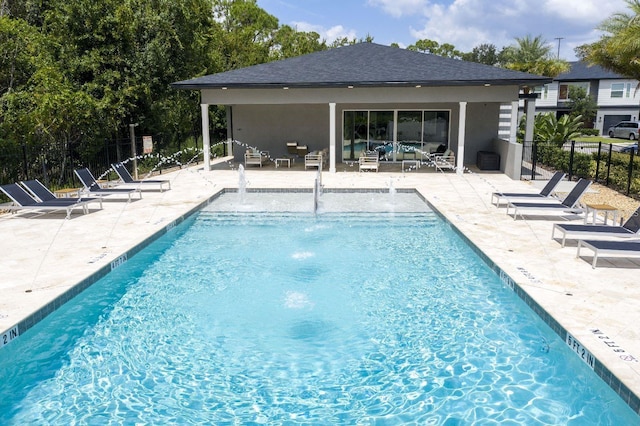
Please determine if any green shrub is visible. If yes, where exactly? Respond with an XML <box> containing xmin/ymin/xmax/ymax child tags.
<box><xmin>579</xmin><ymin>129</ymin><xmax>600</xmax><ymax>137</ymax></box>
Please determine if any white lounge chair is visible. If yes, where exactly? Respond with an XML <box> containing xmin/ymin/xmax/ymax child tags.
<box><xmin>305</xmin><ymin>149</ymin><xmax>327</xmax><ymax>170</ymax></box>
<box><xmin>552</xmin><ymin>205</ymin><xmax>640</xmax><ymax>247</ymax></box>
<box><xmin>75</xmin><ymin>168</ymin><xmax>142</xmax><ymax>201</ymax></box>
<box><xmin>491</xmin><ymin>171</ymin><xmax>565</xmax><ymax>206</ymax></box>
<box><xmin>506</xmin><ymin>178</ymin><xmax>591</xmax><ymax>220</ymax></box>
<box><xmin>577</xmin><ymin>239</ymin><xmax>640</xmax><ymax>268</ymax></box>
<box><xmin>431</xmin><ymin>149</ymin><xmax>456</xmax><ymax>172</ymax></box>
<box><xmin>244</xmin><ymin>150</ymin><xmax>269</xmax><ymax>167</ymax></box>
<box><xmin>112</xmin><ymin>163</ymin><xmax>170</xmax><ymax>192</ymax></box>
<box><xmin>358</xmin><ymin>154</ymin><xmax>379</xmax><ymax>172</ymax></box>
<box><xmin>1</xmin><ymin>183</ymin><xmax>97</xmax><ymax>219</ymax></box>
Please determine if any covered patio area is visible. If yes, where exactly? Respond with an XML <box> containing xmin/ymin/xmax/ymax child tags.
<box><xmin>172</xmin><ymin>43</ymin><xmax>549</xmax><ymax>178</ymax></box>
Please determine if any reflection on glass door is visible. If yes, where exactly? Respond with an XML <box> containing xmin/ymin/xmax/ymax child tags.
<box><xmin>343</xmin><ymin>111</ymin><xmax>368</xmax><ymax>161</ymax></box>
<box><xmin>342</xmin><ymin>109</ymin><xmax>450</xmax><ymax>162</ymax></box>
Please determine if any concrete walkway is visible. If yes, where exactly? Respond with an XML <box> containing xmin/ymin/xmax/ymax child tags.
<box><xmin>1</xmin><ymin>164</ymin><xmax>639</xmax><ymax>414</ymax></box>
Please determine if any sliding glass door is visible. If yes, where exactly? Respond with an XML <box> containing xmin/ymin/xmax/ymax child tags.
<box><xmin>342</xmin><ymin>109</ymin><xmax>450</xmax><ymax>162</ymax></box>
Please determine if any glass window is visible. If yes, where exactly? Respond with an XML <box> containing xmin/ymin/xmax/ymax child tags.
<box><xmin>342</xmin><ymin>111</ymin><xmax>368</xmax><ymax>161</ymax></box>
<box><xmin>368</xmin><ymin>111</ymin><xmax>394</xmax><ymax>141</ymax></box>
<box><xmin>423</xmin><ymin>111</ymin><xmax>450</xmax><ymax>144</ymax></box>
<box><xmin>611</xmin><ymin>83</ymin><xmax>624</xmax><ymax>98</ymax></box>
<box><xmin>397</xmin><ymin>111</ymin><xmax>422</xmax><ymax>142</ymax></box>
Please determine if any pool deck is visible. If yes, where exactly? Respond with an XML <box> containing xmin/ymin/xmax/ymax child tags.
<box><xmin>1</xmin><ymin>163</ymin><xmax>640</xmax><ymax>414</ymax></box>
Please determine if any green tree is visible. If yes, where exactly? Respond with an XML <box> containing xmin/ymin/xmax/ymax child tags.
<box><xmin>212</xmin><ymin>0</ymin><xmax>279</xmax><ymax>69</ymax></box>
<box><xmin>520</xmin><ymin>112</ymin><xmax>583</xmax><ymax>145</ymax></box>
<box><xmin>576</xmin><ymin>0</ymin><xmax>640</xmax><ymax>82</ymax></box>
<box><xmin>270</xmin><ymin>25</ymin><xmax>327</xmax><ymax>60</ymax></box>
<box><xmin>501</xmin><ymin>35</ymin><xmax>569</xmax><ymax>90</ymax></box>
<box><xmin>566</xmin><ymin>86</ymin><xmax>597</xmax><ymax>126</ymax></box>
<box><xmin>407</xmin><ymin>39</ymin><xmax>462</xmax><ymax>59</ymax></box>
<box><xmin>462</xmin><ymin>43</ymin><xmax>500</xmax><ymax>65</ymax></box>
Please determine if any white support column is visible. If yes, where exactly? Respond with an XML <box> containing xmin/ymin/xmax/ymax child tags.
<box><xmin>329</xmin><ymin>102</ymin><xmax>336</xmax><ymax>173</ymax></box>
<box><xmin>201</xmin><ymin>103</ymin><xmax>211</xmax><ymax>171</ymax></box>
<box><xmin>510</xmin><ymin>101</ymin><xmax>519</xmax><ymax>143</ymax></box>
<box><xmin>457</xmin><ymin>101</ymin><xmax>467</xmax><ymax>175</ymax></box>
<box><xmin>524</xmin><ymin>98</ymin><xmax>536</xmax><ymax>145</ymax></box>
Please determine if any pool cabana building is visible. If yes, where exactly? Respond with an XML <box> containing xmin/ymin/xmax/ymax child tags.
<box><xmin>172</xmin><ymin>43</ymin><xmax>550</xmax><ymax>176</ymax></box>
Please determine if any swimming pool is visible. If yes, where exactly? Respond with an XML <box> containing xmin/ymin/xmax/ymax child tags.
<box><xmin>0</xmin><ymin>192</ymin><xmax>636</xmax><ymax>424</ymax></box>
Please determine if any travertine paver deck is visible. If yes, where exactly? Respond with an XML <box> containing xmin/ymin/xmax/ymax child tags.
<box><xmin>1</xmin><ymin>164</ymin><xmax>639</xmax><ymax>413</ymax></box>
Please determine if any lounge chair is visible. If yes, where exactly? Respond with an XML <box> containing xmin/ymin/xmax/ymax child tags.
<box><xmin>506</xmin><ymin>178</ymin><xmax>591</xmax><ymax>220</ymax></box>
<box><xmin>577</xmin><ymin>239</ymin><xmax>640</xmax><ymax>268</ymax></box>
<box><xmin>552</xmin><ymin>205</ymin><xmax>640</xmax><ymax>247</ymax></box>
<box><xmin>20</xmin><ymin>179</ymin><xmax>103</xmax><ymax>209</ymax></box>
<box><xmin>112</xmin><ymin>163</ymin><xmax>170</xmax><ymax>192</ymax></box>
<box><xmin>0</xmin><ymin>183</ymin><xmax>97</xmax><ymax>219</ymax></box>
<box><xmin>74</xmin><ymin>168</ymin><xmax>142</xmax><ymax>201</ymax></box>
<box><xmin>491</xmin><ymin>171</ymin><xmax>565</xmax><ymax>206</ymax></box>
<box><xmin>358</xmin><ymin>154</ymin><xmax>379</xmax><ymax>172</ymax></box>
<box><xmin>430</xmin><ymin>149</ymin><xmax>456</xmax><ymax>172</ymax></box>
<box><xmin>244</xmin><ymin>150</ymin><xmax>269</xmax><ymax>167</ymax></box>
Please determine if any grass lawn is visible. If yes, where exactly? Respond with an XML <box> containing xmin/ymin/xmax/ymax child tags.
<box><xmin>574</xmin><ymin>135</ymin><xmax>636</xmax><ymax>146</ymax></box>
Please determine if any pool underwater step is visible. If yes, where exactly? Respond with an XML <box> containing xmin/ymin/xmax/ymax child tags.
<box><xmin>197</xmin><ymin>211</ymin><xmax>441</xmax><ymax>226</ymax></box>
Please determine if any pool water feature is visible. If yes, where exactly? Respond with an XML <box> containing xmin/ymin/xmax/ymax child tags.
<box><xmin>0</xmin><ymin>192</ymin><xmax>636</xmax><ymax>424</ymax></box>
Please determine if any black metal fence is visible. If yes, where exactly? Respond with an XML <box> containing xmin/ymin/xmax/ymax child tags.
<box><xmin>0</xmin><ymin>135</ymin><xmax>209</xmax><ymax>194</ymax></box>
<box><xmin>522</xmin><ymin>140</ymin><xmax>639</xmax><ymax>198</ymax></box>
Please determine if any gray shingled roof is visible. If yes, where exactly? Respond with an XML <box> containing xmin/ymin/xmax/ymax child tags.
<box><xmin>172</xmin><ymin>42</ymin><xmax>550</xmax><ymax>89</ymax></box>
<box><xmin>555</xmin><ymin>61</ymin><xmax>623</xmax><ymax>81</ymax></box>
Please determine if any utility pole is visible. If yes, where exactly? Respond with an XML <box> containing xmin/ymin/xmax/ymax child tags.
<box><xmin>554</xmin><ymin>37</ymin><xmax>564</xmax><ymax>59</ymax></box>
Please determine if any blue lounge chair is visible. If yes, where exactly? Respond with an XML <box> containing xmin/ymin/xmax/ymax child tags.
<box><xmin>0</xmin><ymin>183</ymin><xmax>96</xmax><ymax>219</ymax></box>
<box><xmin>506</xmin><ymin>178</ymin><xmax>591</xmax><ymax>220</ymax></box>
<box><xmin>491</xmin><ymin>171</ymin><xmax>565</xmax><ymax>206</ymax></box>
<box><xmin>552</xmin><ymin>205</ymin><xmax>640</xmax><ymax>247</ymax></box>
<box><xmin>21</xmin><ymin>179</ymin><xmax>103</xmax><ymax>209</ymax></box>
<box><xmin>74</xmin><ymin>168</ymin><xmax>142</xmax><ymax>201</ymax></box>
<box><xmin>577</xmin><ymin>239</ymin><xmax>640</xmax><ymax>268</ymax></box>
<box><xmin>111</xmin><ymin>163</ymin><xmax>170</xmax><ymax>192</ymax></box>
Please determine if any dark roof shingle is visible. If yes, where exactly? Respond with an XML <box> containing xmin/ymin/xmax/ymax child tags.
<box><xmin>556</xmin><ymin>61</ymin><xmax>623</xmax><ymax>81</ymax></box>
<box><xmin>172</xmin><ymin>43</ymin><xmax>550</xmax><ymax>89</ymax></box>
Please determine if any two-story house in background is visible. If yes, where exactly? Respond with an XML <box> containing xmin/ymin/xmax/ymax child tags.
<box><xmin>534</xmin><ymin>61</ymin><xmax>640</xmax><ymax>135</ymax></box>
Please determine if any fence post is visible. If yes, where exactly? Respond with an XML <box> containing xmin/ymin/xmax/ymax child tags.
<box><xmin>595</xmin><ymin>142</ymin><xmax>602</xmax><ymax>183</ymax></box>
<box><xmin>21</xmin><ymin>143</ymin><xmax>29</xmax><ymax>181</ymax></box>
<box><xmin>606</xmin><ymin>144</ymin><xmax>612</xmax><ymax>186</ymax></box>
<box><xmin>530</xmin><ymin>141</ymin><xmax>537</xmax><ymax>180</ymax></box>
<box><xmin>568</xmin><ymin>140</ymin><xmax>575</xmax><ymax>181</ymax></box>
<box><xmin>627</xmin><ymin>149</ymin><xmax>635</xmax><ymax>196</ymax></box>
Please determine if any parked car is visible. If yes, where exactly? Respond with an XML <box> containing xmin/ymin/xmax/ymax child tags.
<box><xmin>620</xmin><ymin>143</ymin><xmax>638</xmax><ymax>153</ymax></box>
<box><xmin>608</xmin><ymin>121</ymin><xmax>640</xmax><ymax>140</ymax></box>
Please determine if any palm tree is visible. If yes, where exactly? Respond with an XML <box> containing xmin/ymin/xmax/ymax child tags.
<box><xmin>502</xmin><ymin>35</ymin><xmax>569</xmax><ymax>91</ymax></box>
<box><xmin>576</xmin><ymin>0</ymin><xmax>640</xmax><ymax>82</ymax></box>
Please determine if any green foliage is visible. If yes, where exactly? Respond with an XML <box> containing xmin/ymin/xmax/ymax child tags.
<box><xmin>535</xmin><ymin>113</ymin><xmax>584</xmax><ymax>145</ymax></box>
<box><xmin>518</xmin><ymin>112</ymin><xmax>584</xmax><ymax>145</ymax></box>
<box><xmin>576</xmin><ymin>0</ymin><xmax>640</xmax><ymax>82</ymax></box>
<box><xmin>535</xmin><ymin>143</ymin><xmax>592</xmax><ymax>178</ymax></box>
<box><xmin>461</xmin><ymin>43</ymin><xmax>500</xmax><ymax>65</ymax></box>
<box><xmin>566</xmin><ymin>86</ymin><xmax>597</xmax><ymax>123</ymax></box>
<box><xmin>579</xmin><ymin>129</ymin><xmax>600</xmax><ymax>136</ymax></box>
<box><xmin>407</xmin><ymin>39</ymin><xmax>463</xmax><ymax>59</ymax></box>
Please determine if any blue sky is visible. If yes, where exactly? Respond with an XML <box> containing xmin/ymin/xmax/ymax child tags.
<box><xmin>256</xmin><ymin>0</ymin><xmax>629</xmax><ymax>60</ymax></box>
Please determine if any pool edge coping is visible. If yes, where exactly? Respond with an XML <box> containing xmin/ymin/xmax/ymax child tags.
<box><xmin>1</xmin><ymin>186</ymin><xmax>638</xmax><ymax>416</ymax></box>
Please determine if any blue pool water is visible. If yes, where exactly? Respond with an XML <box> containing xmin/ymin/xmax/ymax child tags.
<box><xmin>0</xmin><ymin>193</ymin><xmax>636</xmax><ymax>424</ymax></box>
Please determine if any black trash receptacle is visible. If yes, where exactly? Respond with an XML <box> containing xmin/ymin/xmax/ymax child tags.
<box><xmin>476</xmin><ymin>151</ymin><xmax>500</xmax><ymax>170</ymax></box>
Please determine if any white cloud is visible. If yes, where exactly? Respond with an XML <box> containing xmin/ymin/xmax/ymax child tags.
<box><xmin>542</xmin><ymin>0</ymin><xmax>626</xmax><ymax>25</ymax></box>
<box><xmin>403</xmin><ymin>0</ymin><xmax>629</xmax><ymax>60</ymax></box>
<box><xmin>367</xmin><ymin>0</ymin><xmax>430</xmax><ymax>18</ymax></box>
<box><xmin>291</xmin><ymin>21</ymin><xmax>358</xmax><ymax>43</ymax></box>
